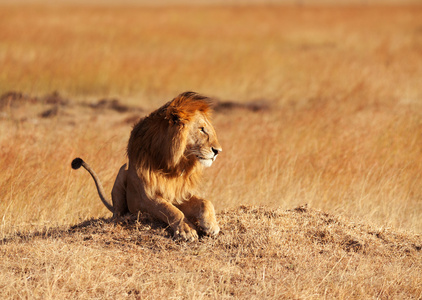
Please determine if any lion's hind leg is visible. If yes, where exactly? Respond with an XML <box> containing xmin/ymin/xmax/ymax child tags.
<box><xmin>176</xmin><ymin>196</ymin><xmax>220</xmax><ymax>237</ymax></box>
<box><xmin>111</xmin><ymin>163</ymin><xmax>129</xmax><ymax>218</ymax></box>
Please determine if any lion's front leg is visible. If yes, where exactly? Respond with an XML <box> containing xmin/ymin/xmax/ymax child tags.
<box><xmin>147</xmin><ymin>199</ymin><xmax>199</xmax><ymax>241</ymax></box>
<box><xmin>176</xmin><ymin>196</ymin><xmax>220</xmax><ymax>237</ymax></box>
<box><xmin>125</xmin><ymin>168</ymin><xmax>198</xmax><ymax>241</ymax></box>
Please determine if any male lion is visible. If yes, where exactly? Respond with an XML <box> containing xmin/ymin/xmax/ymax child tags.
<box><xmin>71</xmin><ymin>92</ymin><xmax>221</xmax><ymax>241</ymax></box>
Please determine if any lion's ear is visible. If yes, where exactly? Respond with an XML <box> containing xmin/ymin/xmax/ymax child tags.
<box><xmin>166</xmin><ymin>106</ymin><xmax>188</xmax><ymax>126</ymax></box>
<box><xmin>166</xmin><ymin>108</ymin><xmax>179</xmax><ymax>124</ymax></box>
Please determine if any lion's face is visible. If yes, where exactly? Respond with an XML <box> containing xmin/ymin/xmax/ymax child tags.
<box><xmin>185</xmin><ymin>112</ymin><xmax>222</xmax><ymax>167</ymax></box>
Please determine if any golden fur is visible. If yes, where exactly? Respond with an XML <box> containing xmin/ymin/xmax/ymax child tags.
<box><xmin>72</xmin><ymin>92</ymin><xmax>222</xmax><ymax>241</ymax></box>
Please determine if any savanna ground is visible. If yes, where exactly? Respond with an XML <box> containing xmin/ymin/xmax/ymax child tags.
<box><xmin>0</xmin><ymin>1</ymin><xmax>421</xmax><ymax>298</ymax></box>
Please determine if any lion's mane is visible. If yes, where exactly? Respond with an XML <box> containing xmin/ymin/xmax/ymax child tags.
<box><xmin>127</xmin><ymin>92</ymin><xmax>212</xmax><ymax>204</ymax></box>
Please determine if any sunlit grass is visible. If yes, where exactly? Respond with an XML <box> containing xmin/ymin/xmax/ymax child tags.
<box><xmin>0</xmin><ymin>3</ymin><xmax>422</xmax><ymax>298</ymax></box>
<box><xmin>1</xmin><ymin>5</ymin><xmax>421</xmax><ymax>106</ymax></box>
<box><xmin>1</xmin><ymin>4</ymin><xmax>422</xmax><ymax>233</ymax></box>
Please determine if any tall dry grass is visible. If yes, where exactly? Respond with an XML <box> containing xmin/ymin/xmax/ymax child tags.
<box><xmin>0</xmin><ymin>3</ymin><xmax>422</xmax><ymax>298</ymax></box>
<box><xmin>0</xmin><ymin>5</ymin><xmax>421</xmax><ymax>105</ymax></box>
<box><xmin>0</xmin><ymin>4</ymin><xmax>421</xmax><ymax>234</ymax></box>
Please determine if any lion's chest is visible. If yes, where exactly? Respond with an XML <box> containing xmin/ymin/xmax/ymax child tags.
<box><xmin>142</xmin><ymin>172</ymin><xmax>199</xmax><ymax>204</ymax></box>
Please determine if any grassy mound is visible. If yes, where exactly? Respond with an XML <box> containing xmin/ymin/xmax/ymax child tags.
<box><xmin>1</xmin><ymin>205</ymin><xmax>420</xmax><ymax>298</ymax></box>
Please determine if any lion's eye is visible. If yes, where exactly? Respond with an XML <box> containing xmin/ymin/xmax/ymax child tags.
<box><xmin>200</xmin><ymin>127</ymin><xmax>206</xmax><ymax>134</ymax></box>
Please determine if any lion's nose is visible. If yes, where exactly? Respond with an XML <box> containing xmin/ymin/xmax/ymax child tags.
<box><xmin>212</xmin><ymin>147</ymin><xmax>222</xmax><ymax>156</ymax></box>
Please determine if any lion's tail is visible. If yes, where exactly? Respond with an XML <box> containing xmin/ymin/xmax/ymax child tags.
<box><xmin>71</xmin><ymin>157</ymin><xmax>114</xmax><ymax>213</ymax></box>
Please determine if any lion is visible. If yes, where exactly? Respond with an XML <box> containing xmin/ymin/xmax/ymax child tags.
<box><xmin>71</xmin><ymin>92</ymin><xmax>222</xmax><ymax>241</ymax></box>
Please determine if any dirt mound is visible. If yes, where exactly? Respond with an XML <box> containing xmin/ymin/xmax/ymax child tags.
<box><xmin>1</xmin><ymin>205</ymin><xmax>420</xmax><ymax>298</ymax></box>
<box><xmin>0</xmin><ymin>91</ymin><xmax>69</xmax><ymax>111</ymax></box>
<box><xmin>42</xmin><ymin>91</ymin><xmax>69</xmax><ymax>106</ymax></box>
<box><xmin>0</xmin><ymin>91</ymin><xmax>146</xmax><ymax>122</ymax></box>
<box><xmin>3</xmin><ymin>205</ymin><xmax>420</xmax><ymax>256</ymax></box>
<box><xmin>0</xmin><ymin>91</ymin><xmax>37</xmax><ymax>110</ymax></box>
<box><xmin>0</xmin><ymin>90</ymin><xmax>269</xmax><ymax>124</ymax></box>
<box><xmin>213</xmin><ymin>100</ymin><xmax>270</xmax><ymax>113</ymax></box>
<box><xmin>87</xmin><ymin>98</ymin><xmax>142</xmax><ymax>113</ymax></box>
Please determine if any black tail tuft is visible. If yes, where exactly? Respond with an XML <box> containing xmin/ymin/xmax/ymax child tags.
<box><xmin>71</xmin><ymin>157</ymin><xmax>84</xmax><ymax>170</ymax></box>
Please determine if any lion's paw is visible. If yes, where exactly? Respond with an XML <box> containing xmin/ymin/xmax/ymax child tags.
<box><xmin>200</xmin><ymin>221</ymin><xmax>220</xmax><ymax>237</ymax></box>
<box><xmin>174</xmin><ymin>221</ymin><xmax>198</xmax><ymax>242</ymax></box>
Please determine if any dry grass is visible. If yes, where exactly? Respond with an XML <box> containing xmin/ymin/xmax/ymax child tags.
<box><xmin>0</xmin><ymin>2</ymin><xmax>422</xmax><ymax>298</ymax></box>
<box><xmin>1</xmin><ymin>206</ymin><xmax>421</xmax><ymax>298</ymax></box>
<box><xmin>1</xmin><ymin>5</ymin><xmax>421</xmax><ymax>105</ymax></box>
